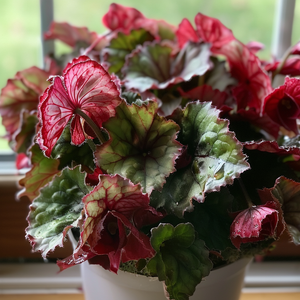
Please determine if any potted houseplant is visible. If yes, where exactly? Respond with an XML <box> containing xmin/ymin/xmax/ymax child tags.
<box><xmin>1</xmin><ymin>3</ymin><xmax>300</xmax><ymax>300</ymax></box>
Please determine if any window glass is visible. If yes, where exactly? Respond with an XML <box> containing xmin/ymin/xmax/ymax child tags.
<box><xmin>1</xmin><ymin>0</ymin><xmax>300</xmax><ymax>151</ymax></box>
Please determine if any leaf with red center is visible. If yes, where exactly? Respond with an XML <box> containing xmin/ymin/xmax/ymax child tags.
<box><xmin>102</xmin><ymin>3</ymin><xmax>175</xmax><ymax>40</ymax></box>
<box><xmin>103</xmin><ymin>29</ymin><xmax>155</xmax><ymax>75</ymax></box>
<box><xmin>0</xmin><ymin>66</ymin><xmax>50</xmax><ymax>143</ymax></box>
<box><xmin>102</xmin><ymin>3</ymin><xmax>145</xmax><ymax>34</ymax></box>
<box><xmin>262</xmin><ymin>77</ymin><xmax>300</xmax><ymax>134</ymax></box>
<box><xmin>44</xmin><ymin>21</ymin><xmax>105</xmax><ymax>51</ymax></box>
<box><xmin>18</xmin><ymin>144</ymin><xmax>61</xmax><ymax>201</ymax></box>
<box><xmin>79</xmin><ymin>175</ymin><xmax>157</xmax><ymax>272</ymax></box>
<box><xmin>176</xmin><ymin>18</ymin><xmax>200</xmax><ymax>48</ymax></box>
<box><xmin>38</xmin><ymin>56</ymin><xmax>122</xmax><ymax>157</ymax></box>
<box><xmin>194</xmin><ymin>13</ymin><xmax>235</xmax><ymax>50</ymax></box>
<box><xmin>85</xmin><ymin>166</ymin><xmax>103</xmax><ymax>186</ymax></box>
<box><xmin>26</xmin><ymin>166</ymin><xmax>91</xmax><ymax>257</ymax></box>
<box><xmin>271</xmin><ymin>176</ymin><xmax>300</xmax><ymax>245</ymax></box>
<box><xmin>122</xmin><ymin>41</ymin><xmax>211</xmax><ymax>92</ymax></box>
<box><xmin>176</xmin><ymin>13</ymin><xmax>235</xmax><ymax>51</ymax></box>
<box><xmin>151</xmin><ymin>101</ymin><xmax>249</xmax><ymax>216</ymax></box>
<box><xmin>95</xmin><ymin>101</ymin><xmax>182</xmax><ymax>193</ymax></box>
<box><xmin>230</xmin><ymin>201</ymin><xmax>283</xmax><ymax>249</ymax></box>
<box><xmin>220</xmin><ymin>40</ymin><xmax>272</xmax><ymax>112</ymax></box>
<box><xmin>178</xmin><ymin>84</ymin><xmax>231</xmax><ymax>112</ymax></box>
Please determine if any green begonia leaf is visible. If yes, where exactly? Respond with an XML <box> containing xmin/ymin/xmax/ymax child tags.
<box><xmin>26</xmin><ymin>166</ymin><xmax>92</xmax><ymax>257</ymax></box>
<box><xmin>18</xmin><ymin>144</ymin><xmax>61</xmax><ymax>201</ymax></box>
<box><xmin>151</xmin><ymin>101</ymin><xmax>249</xmax><ymax>216</ymax></box>
<box><xmin>95</xmin><ymin>101</ymin><xmax>182</xmax><ymax>193</ymax></box>
<box><xmin>147</xmin><ymin>223</ymin><xmax>212</xmax><ymax>300</ymax></box>
<box><xmin>271</xmin><ymin>176</ymin><xmax>300</xmax><ymax>245</ymax></box>
<box><xmin>51</xmin><ymin>123</ymin><xmax>95</xmax><ymax>171</ymax></box>
<box><xmin>184</xmin><ymin>188</ymin><xmax>235</xmax><ymax>251</ymax></box>
<box><xmin>122</xmin><ymin>42</ymin><xmax>210</xmax><ymax>92</ymax></box>
<box><xmin>104</xmin><ymin>29</ymin><xmax>155</xmax><ymax>75</ymax></box>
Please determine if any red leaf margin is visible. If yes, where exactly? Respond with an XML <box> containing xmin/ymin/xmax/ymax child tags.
<box><xmin>37</xmin><ymin>56</ymin><xmax>122</xmax><ymax>157</ymax></box>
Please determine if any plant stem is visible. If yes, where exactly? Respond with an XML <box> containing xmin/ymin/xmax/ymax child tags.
<box><xmin>74</xmin><ymin>108</ymin><xmax>106</xmax><ymax>144</ymax></box>
<box><xmin>272</xmin><ymin>44</ymin><xmax>294</xmax><ymax>80</ymax></box>
<box><xmin>83</xmin><ymin>31</ymin><xmax>110</xmax><ymax>56</ymax></box>
<box><xmin>238</xmin><ymin>178</ymin><xmax>254</xmax><ymax>208</ymax></box>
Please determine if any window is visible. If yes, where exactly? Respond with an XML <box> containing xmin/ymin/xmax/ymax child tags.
<box><xmin>0</xmin><ymin>0</ymin><xmax>299</xmax><ymax>259</ymax></box>
<box><xmin>0</xmin><ymin>1</ymin><xmax>300</xmax><ymax>297</ymax></box>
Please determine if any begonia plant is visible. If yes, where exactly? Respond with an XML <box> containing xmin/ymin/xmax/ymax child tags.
<box><xmin>1</xmin><ymin>3</ymin><xmax>300</xmax><ymax>300</ymax></box>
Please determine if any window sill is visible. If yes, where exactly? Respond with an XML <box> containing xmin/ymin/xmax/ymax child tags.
<box><xmin>0</xmin><ymin>261</ymin><xmax>300</xmax><ymax>294</ymax></box>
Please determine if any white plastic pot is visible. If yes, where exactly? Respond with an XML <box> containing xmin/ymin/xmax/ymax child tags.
<box><xmin>80</xmin><ymin>256</ymin><xmax>252</xmax><ymax>300</ymax></box>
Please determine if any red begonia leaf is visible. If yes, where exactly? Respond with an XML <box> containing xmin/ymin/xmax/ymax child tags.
<box><xmin>102</xmin><ymin>3</ymin><xmax>175</xmax><ymax>40</ymax></box>
<box><xmin>38</xmin><ymin>56</ymin><xmax>122</xmax><ymax>157</ymax></box>
<box><xmin>81</xmin><ymin>174</ymin><xmax>150</xmax><ymax>244</ymax></box>
<box><xmin>176</xmin><ymin>18</ymin><xmax>200</xmax><ymax>48</ymax></box>
<box><xmin>262</xmin><ymin>77</ymin><xmax>300</xmax><ymax>134</ymax></box>
<box><xmin>230</xmin><ymin>201</ymin><xmax>282</xmax><ymax>249</ymax></box>
<box><xmin>194</xmin><ymin>13</ymin><xmax>235</xmax><ymax>50</ymax></box>
<box><xmin>85</xmin><ymin>166</ymin><xmax>103</xmax><ymax>186</ymax></box>
<box><xmin>264</xmin><ymin>58</ymin><xmax>300</xmax><ymax>77</ymax></box>
<box><xmin>178</xmin><ymin>84</ymin><xmax>231</xmax><ymax>113</ymax></box>
<box><xmin>110</xmin><ymin>211</ymin><xmax>155</xmax><ymax>263</ymax></box>
<box><xmin>44</xmin><ymin>21</ymin><xmax>105</xmax><ymax>51</ymax></box>
<box><xmin>0</xmin><ymin>66</ymin><xmax>49</xmax><ymax>142</ymax></box>
<box><xmin>102</xmin><ymin>3</ymin><xmax>145</xmax><ymax>34</ymax></box>
<box><xmin>220</xmin><ymin>40</ymin><xmax>272</xmax><ymax>112</ymax></box>
<box><xmin>76</xmin><ymin>175</ymin><xmax>157</xmax><ymax>272</ymax></box>
<box><xmin>176</xmin><ymin>13</ymin><xmax>235</xmax><ymax>52</ymax></box>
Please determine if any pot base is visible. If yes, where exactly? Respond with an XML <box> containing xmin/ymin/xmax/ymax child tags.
<box><xmin>81</xmin><ymin>257</ymin><xmax>252</xmax><ymax>300</ymax></box>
